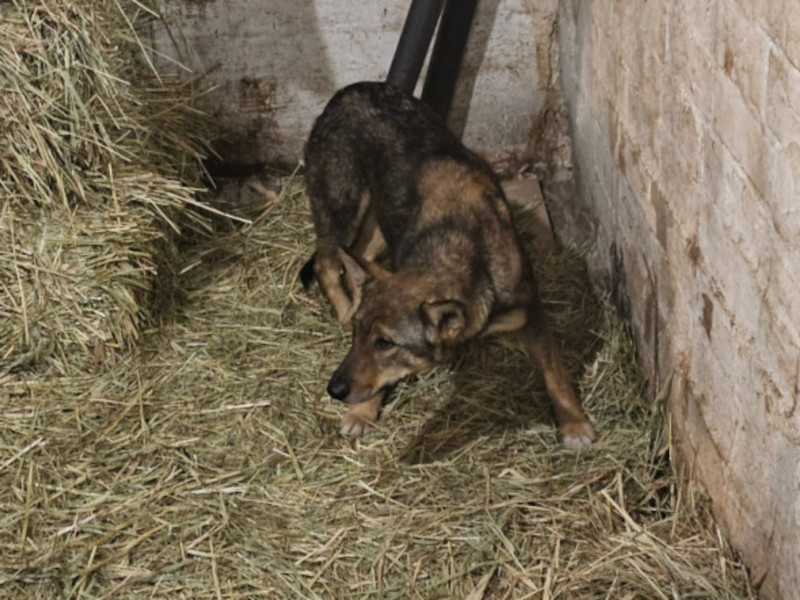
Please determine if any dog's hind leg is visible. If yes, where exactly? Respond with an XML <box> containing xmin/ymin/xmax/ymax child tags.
<box><xmin>314</xmin><ymin>243</ymin><xmax>354</xmax><ymax>324</ymax></box>
<box><xmin>520</xmin><ymin>310</ymin><xmax>595</xmax><ymax>448</ymax></box>
<box><xmin>350</xmin><ymin>206</ymin><xmax>387</xmax><ymax>263</ymax></box>
<box><xmin>308</xmin><ymin>184</ymin><xmax>373</xmax><ymax>324</ymax></box>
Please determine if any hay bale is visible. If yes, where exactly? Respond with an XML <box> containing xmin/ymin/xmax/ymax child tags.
<box><xmin>0</xmin><ymin>1</ymin><xmax>213</xmax><ymax>374</ymax></box>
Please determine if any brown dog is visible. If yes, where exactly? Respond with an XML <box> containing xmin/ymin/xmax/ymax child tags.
<box><xmin>303</xmin><ymin>82</ymin><xmax>594</xmax><ymax>448</ymax></box>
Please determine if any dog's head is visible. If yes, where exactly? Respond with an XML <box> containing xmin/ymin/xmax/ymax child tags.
<box><xmin>326</xmin><ymin>252</ymin><xmax>466</xmax><ymax>405</ymax></box>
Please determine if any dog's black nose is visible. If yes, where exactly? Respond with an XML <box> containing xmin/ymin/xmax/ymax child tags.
<box><xmin>327</xmin><ymin>374</ymin><xmax>350</xmax><ymax>401</ymax></box>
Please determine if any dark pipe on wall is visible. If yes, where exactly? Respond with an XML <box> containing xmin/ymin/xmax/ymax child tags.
<box><xmin>421</xmin><ymin>0</ymin><xmax>479</xmax><ymax>119</ymax></box>
<box><xmin>386</xmin><ymin>0</ymin><xmax>445</xmax><ymax>94</ymax></box>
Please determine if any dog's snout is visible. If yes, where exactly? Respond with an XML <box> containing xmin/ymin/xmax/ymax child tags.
<box><xmin>327</xmin><ymin>373</ymin><xmax>351</xmax><ymax>401</ymax></box>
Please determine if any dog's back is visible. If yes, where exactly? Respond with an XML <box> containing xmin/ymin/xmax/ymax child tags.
<box><xmin>306</xmin><ymin>84</ymin><xmax>486</xmax><ymax>249</ymax></box>
<box><xmin>305</xmin><ymin>82</ymin><xmax>529</xmax><ymax>316</ymax></box>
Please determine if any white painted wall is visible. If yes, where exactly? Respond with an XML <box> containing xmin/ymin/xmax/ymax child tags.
<box><xmin>150</xmin><ymin>0</ymin><xmax>557</xmax><ymax>166</ymax></box>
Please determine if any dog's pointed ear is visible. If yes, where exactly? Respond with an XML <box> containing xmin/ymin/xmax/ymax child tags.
<box><xmin>337</xmin><ymin>248</ymin><xmax>390</xmax><ymax>288</ymax></box>
<box><xmin>421</xmin><ymin>300</ymin><xmax>466</xmax><ymax>345</ymax></box>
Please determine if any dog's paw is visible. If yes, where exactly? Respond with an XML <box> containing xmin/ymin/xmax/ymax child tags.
<box><xmin>340</xmin><ymin>412</ymin><xmax>373</xmax><ymax>437</ymax></box>
<box><xmin>560</xmin><ymin>420</ymin><xmax>595</xmax><ymax>449</ymax></box>
<box><xmin>339</xmin><ymin>394</ymin><xmax>382</xmax><ymax>437</ymax></box>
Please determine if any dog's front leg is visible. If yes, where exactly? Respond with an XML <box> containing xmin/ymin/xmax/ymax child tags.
<box><xmin>520</xmin><ymin>312</ymin><xmax>595</xmax><ymax>448</ymax></box>
<box><xmin>340</xmin><ymin>392</ymin><xmax>384</xmax><ymax>437</ymax></box>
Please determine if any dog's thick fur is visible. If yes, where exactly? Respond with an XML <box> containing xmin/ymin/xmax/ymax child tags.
<box><xmin>304</xmin><ymin>82</ymin><xmax>594</xmax><ymax>448</ymax></box>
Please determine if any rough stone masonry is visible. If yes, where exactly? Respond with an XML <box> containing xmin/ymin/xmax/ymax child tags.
<box><xmin>557</xmin><ymin>1</ymin><xmax>800</xmax><ymax>598</ymax></box>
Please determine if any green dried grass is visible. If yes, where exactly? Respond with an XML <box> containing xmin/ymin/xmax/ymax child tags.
<box><xmin>0</xmin><ymin>0</ymin><xmax>214</xmax><ymax>374</ymax></box>
<box><xmin>0</xmin><ymin>174</ymin><xmax>754</xmax><ymax>598</ymax></box>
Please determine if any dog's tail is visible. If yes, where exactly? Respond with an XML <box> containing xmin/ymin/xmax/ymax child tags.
<box><xmin>299</xmin><ymin>252</ymin><xmax>316</xmax><ymax>290</ymax></box>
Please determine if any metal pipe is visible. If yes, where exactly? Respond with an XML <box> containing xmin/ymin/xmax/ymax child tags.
<box><xmin>386</xmin><ymin>0</ymin><xmax>446</xmax><ymax>93</ymax></box>
<box><xmin>421</xmin><ymin>0</ymin><xmax>479</xmax><ymax>119</ymax></box>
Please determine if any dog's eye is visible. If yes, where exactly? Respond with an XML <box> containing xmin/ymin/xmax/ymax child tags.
<box><xmin>374</xmin><ymin>337</ymin><xmax>395</xmax><ymax>351</ymax></box>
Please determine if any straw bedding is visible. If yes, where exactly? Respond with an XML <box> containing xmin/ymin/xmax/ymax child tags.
<box><xmin>1</xmin><ymin>168</ymin><xmax>755</xmax><ymax>597</ymax></box>
<box><xmin>0</xmin><ymin>0</ymin><xmax>212</xmax><ymax>374</ymax></box>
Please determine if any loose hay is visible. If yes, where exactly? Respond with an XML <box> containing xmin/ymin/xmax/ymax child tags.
<box><xmin>0</xmin><ymin>173</ymin><xmax>754</xmax><ymax>598</ymax></box>
<box><xmin>0</xmin><ymin>0</ymin><xmax>214</xmax><ymax>374</ymax></box>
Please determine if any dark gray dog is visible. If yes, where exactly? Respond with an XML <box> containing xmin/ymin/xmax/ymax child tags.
<box><xmin>302</xmin><ymin>82</ymin><xmax>593</xmax><ymax>447</ymax></box>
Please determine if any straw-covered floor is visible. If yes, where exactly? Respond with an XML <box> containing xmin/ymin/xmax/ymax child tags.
<box><xmin>2</xmin><ymin>166</ymin><xmax>755</xmax><ymax>597</ymax></box>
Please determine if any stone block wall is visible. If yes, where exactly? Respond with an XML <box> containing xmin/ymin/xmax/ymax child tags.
<box><xmin>558</xmin><ymin>1</ymin><xmax>800</xmax><ymax>597</ymax></box>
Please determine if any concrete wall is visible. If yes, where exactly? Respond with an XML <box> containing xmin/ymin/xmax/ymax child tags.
<box><xmin>558</xmin><ymin>2</ymin><xmax>800</xmax><ymax>598</ymax></box>
<box><xmin>149</xmin><ymin>0</ymin><xmax>559</xmax><ymax>167</ymax></box>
